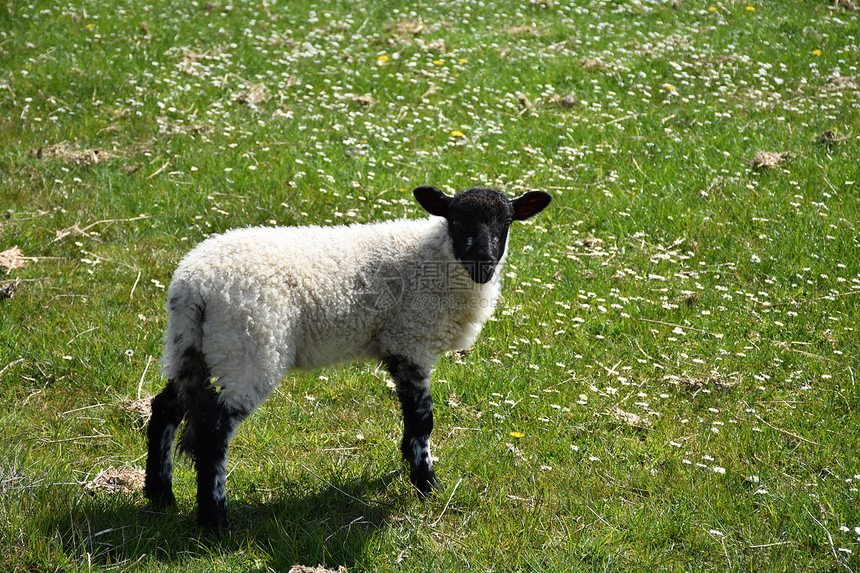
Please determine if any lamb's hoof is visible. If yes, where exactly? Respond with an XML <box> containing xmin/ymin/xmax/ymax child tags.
<box><xmin>412</xmin><ymin>468</ymin><xmax>440</xmax><ymax>500</ymax></box>
<box><xmin>198</xmin><ymin>507</ymin><xmax>230</xmax><ymax>533</ymax></box>
<box><xmin>144</xmin><ymin>485</ymin><xmax>177</xmax><ymax>509</ymax></box>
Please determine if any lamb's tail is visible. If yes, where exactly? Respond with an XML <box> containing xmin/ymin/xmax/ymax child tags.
<box><xmin>174</xmin><ymin>348</ymin><xmax>216</xmax><ymax>459</ymax></box>
<box><xmin>162</xmin><ymin>285</ymin><xmax>216</xmax><ymax>459</ymax></box>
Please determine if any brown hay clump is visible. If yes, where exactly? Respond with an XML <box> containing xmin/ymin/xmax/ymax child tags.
<box><xmin>669</xmin><ymin>374</ymin><xmax>737</xmax><ymax>390</ymax></box>
<box><xmin>815</xmin><ymin>129</ymin><xmax>849</xmax><ymax>149</ymax></box>
<box><xmin>748</xmin><ymin>151</ymin><xmax>790</xmax><ymax>171</ymax></box>
<box><xmin>506</xmin><ymin>24</ymin><xmax>539</xmax><ymax>36</ymax></box>
<box><xmin>0</xmin><ymin>246</ymin><xmax>27</xmax><ymax>272</ymax></box>
<box><xmin>387</xmin><ymin>19</ymin><xmax>436</xmax><ymax>36</ymax></box>
<box><xmin>611</xmin><ymin>407</ymin><xmax>652</xmax><ymax>430</ymax></box>
<box><xmin>579</xmin><ymin>57</ymin><xmax>612</xmax><ymax>72</ymax></box>
<box><xmin>288</xmin><ymin>566</ymin><xmax>348</xmax><ymax>573</ymax></box>
<box><xmin>29</xmin><ymin>142</ymin><xmax>111</xmax><ymax>167</ymax></box>
<box><xmin>84</xmin><ymin>467</ymin><xmax>145</xmax><ymax>495</ymax></box>
<box><xmin>124</xmin><ymin>397</ymin><xmax>153</xmax><ymax>425</ymax></box>
<box><xmin>157</xmin><ymin>116</ymin><xmax>215</xmax><ymax>135</ymax></box>
<box><xmin>0</xmin><ymin>278</ymin><xmax>22</xmax><ymax>301</ymax></box>
<box><xmin>233</xmin><ymin>83</ymin><xmax>271</xmax><ymax>105</ymax></box>
<box><xmin>348</xmin><ymin>93</ymin><xmax>377</xmax><ymax>107</ymax></box>
<box><xmin>549</xmin><ymin>94</ymin><xmax>579</xmax><ymax>109</ymax></box>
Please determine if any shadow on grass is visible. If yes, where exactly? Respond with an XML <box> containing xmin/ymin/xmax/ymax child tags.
<box><xmin>46</xmin><ymin>470</ymin><xmax>400</xmax><ymax>571</ymax></box>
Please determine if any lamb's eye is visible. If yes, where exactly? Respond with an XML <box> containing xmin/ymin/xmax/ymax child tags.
<box><xmin>452</xmin><ymin>219</ymin><xmax>462</xmax><ymax>227</ymax></box>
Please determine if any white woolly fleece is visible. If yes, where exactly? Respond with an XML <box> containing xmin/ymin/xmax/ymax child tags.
<box><xmin>162</xmin><ymin>216</ymin><xmax>504</xmax><ymax>413</ymax></box>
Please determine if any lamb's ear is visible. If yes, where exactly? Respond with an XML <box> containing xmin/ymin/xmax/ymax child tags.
<box><xmin>511</xmin><ymin>191</ymin><xmax>552</xmax><ymax>221</ymax></box>
<box><xmin>413</xmin><ymin>186</ymin><xmax>452</xmax><ymax>218</ymax></box>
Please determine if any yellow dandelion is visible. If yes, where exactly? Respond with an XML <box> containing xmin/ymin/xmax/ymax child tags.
<box><xmin>451</xmin><ymin>130</ymin><xmax>466</xmax><ymax>138</ymax></box>
<box><xmin>663</xmin><ymin>83</ymin><xmax>676</xmax><ymax>92</ymax></box>
<box><xmin>812</xmin><ymin>49</ymin><xmax>822</xmax><ymax>57</ymax></box>
<box><xmin>432</xmin><ymin>59</ymin><xmax>444</xmax><ymax>66</ymax></box>
<box><xmin>458</xmin><ymin>58</ymin><xmax>468</xmax><ymax>63</ymax></box>
<box><xmin>377</xmin><ymin>54</ymin><xmax>389</xmax><ymax>62</ymax></box>
<box><xmin>708</xmin><ymin>6</ymin><xmax>717</xmax><ymax>11</ymax></box>
<box><xmin>85</xmin><ymin>23</ymin><xmax>94</xmax><ymax>29</ymax></box>
<box><xmin>510</xmin><ymin>431</ymin><xmax>525</xmax><ymax>439</ymax></box>
<box><xmin>745</xmin><ymin>5</ymin><xmax>755</xmax><ymax>11</ymax></box>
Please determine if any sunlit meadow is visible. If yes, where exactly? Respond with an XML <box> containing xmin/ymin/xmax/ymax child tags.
<box><xmin>1</xmin><ymin>0</ymin><xmax>859</xmax><ymax>571</ymax></box>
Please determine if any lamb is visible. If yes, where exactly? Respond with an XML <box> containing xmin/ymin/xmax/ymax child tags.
<box><xmin>144</xmin><ymin>185</ymin><xmax>552</xmax><ymax>529</ymax></box>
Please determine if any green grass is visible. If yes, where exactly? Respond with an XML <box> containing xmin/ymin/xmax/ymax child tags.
<box><xmin>2</xmin><ymin>0</ymin><xmax>860</xmax><ymax>570</ymax></box>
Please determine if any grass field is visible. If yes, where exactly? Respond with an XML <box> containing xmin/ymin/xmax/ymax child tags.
<box><xmin>2</xmin><ymin>0</ymin><xmax>860</xmax><ymax>570</ymax></box>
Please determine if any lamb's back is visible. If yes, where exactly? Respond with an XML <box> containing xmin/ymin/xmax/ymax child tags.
<box><xmin>169</xmin><ymin>218</ymin><xmax>458</xmax><ymax>370</ymax></box>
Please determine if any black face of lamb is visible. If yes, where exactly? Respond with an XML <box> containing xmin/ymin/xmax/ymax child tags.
<box><xmin>445</xmin><ymin>189</ymin><xmax>513</xmax><ymax>284</ymax></box>
<box><xmin>413</xmin><ymin>186</ymin><xmax>553</xmax><ymax>285</ymax></box>
<box><xmin>384</xmin><ymin>354</ymin><xmax>439</xmax><ymax>498</ymax></box>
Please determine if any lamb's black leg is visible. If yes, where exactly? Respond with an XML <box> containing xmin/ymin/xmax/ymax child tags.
<box><xmin>192</xmin><ymin>400</ymin><xmax>246</xmax><ymax>530</ymax></box>
<box><xmin>144</xmin><ymin>380</ymin><xmax>186</xmax><ymax>508</ymax></box>
<box><xmin>385</xmin><ymin>355</ymin><xmax>439</xmax><ymax>497</ymax></box>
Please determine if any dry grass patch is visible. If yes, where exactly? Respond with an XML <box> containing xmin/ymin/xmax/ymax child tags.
<box><xmin>157</xmin><ymin>116</ymin><xmax>215</xmax><ymax>135</ymax></box>
<box><xmin>0</xmin><ymin>278</ymin><xmax>22</xmax><ymax>301</ymax></box>
<box><xmin>814</xmin><ymin>129</ymin><xmax>850</xmax><ymax>149</ymax></box>
<box><xmin>667</xmin><ymin>374</ymin><xmax>738</xmax><ymax>390</ymax></box>
<box><xmin>516</xmin><ymin>92</ymin><xmax>537</xmax><ymax>115</ymax></box>
<box><xmin>506</xmin><ymin>24</ymin><xmax>540</xmax><ymax>36</ymax></box>
<box><xmin>123</xmin><ymin>397</ymin><xmax>153</xmax><ymax>425</ymax></box>
<box><xmin>335</xmin><ymin>92</ymin><xmax>377</xmax><ymax>107</ymax></box>
<box><xmin>747</xmin><ymin>151</ymin><xmax>790</xmax><ymax>171</ymax></box>
<box><xmin>549</xmin><ymin>94</ymin><xmax>579</xmax><ymax>108</ymax></box>
<box><xmin>288</xmin><ymin>566</ymin><xmax>348</xmax><ymax>573</ymax></box>
<box><xmin>83</xmin><ymin>466</ymin><xmax>145</xmax><ymax>495</ymax></box>
<box><xmin>233</xmin><ymin>83</ymin><xmax>271</xmax><ymax>105</ymax></box>
<box><xmin>1</xmin><ymin>246</ymin><xmax>27</xmax><ymax>272</ymax></box>
<box><xmin>29</xmin><ymin>142</ymin><xmax>112</xmax><ymax>167</ymax></box>
<box><xmin>387</xmin><ymin>19</ymin><xmax>436</xmax><ymax>36</ymax></box>
<box><xmin>579</xmin><ymin>57</ymin><xmax>612</xmax><ymax>72</ymax></box>
<box><xmin>610</xmin><ymin>406</ymin><xmax>652</xmax><ymax>430</ymax></box>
